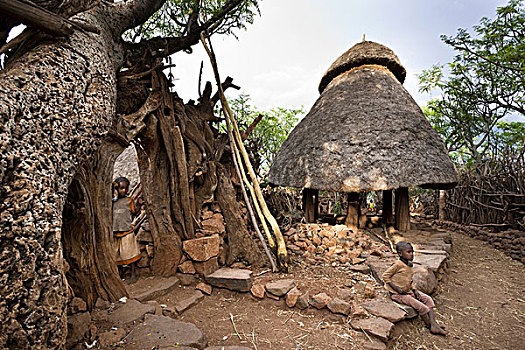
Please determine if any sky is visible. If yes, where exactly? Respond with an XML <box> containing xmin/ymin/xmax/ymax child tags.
<box><xmin>170</xmin><ymin>0</ymin><xmax>510</xmax><ymax>112</ymax></box>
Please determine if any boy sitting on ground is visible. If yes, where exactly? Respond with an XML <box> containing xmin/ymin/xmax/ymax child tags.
<box><xmin>382</xmin><ymin>241</ymin><xmax>448</xmax><ymax>335</ymax></box>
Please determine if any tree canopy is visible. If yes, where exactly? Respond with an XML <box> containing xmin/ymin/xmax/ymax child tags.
<box><xmin>419</xmin><ymin>0</ymin><xmax>525</xmax><ymax>163</ymax></box>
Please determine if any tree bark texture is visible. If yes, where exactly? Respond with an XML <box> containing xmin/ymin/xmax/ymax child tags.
<box><xmin>62</xmin><ymin>138</ymin><xmax>128</xmax><ymax>309</ymax></box>
<box><xmin>395</xmin><ymin>187</ymin><xmax>411</xmax><ymax>231</ymax></box>
<box><xmin>0</xmin><ymin>4</ymin><xmax>126</xmax><ymax>348</ymax></box>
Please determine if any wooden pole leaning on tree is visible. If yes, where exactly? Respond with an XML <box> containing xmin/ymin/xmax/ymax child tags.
<box><xmin>199</xmin><ymin>33</ymin><xmax>285</xmax><ymax>270</ymax></box>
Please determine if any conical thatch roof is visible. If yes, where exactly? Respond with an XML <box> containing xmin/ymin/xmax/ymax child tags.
<box><xmin>319</xmin><ymin>41</ymin><xmax>406</xmax><ymax>93</ymax></box>
<box><xmin>268</xmin><ymin>41</ymin><xmax>457</xmax><ymax>192</ymax></box>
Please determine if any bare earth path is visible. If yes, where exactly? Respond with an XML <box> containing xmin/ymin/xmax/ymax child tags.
<box><xmin>392</xmin><ymin>231</ymin><xmax>525</xmax><ymax>350</ymax></box>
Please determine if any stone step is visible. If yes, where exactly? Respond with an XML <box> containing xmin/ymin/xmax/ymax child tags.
<box><xmin>205</xmin><ymin>268</ymin><xmax>253</xmax><ymax>292</ymax></box>
<box><xmin>127</xmin><ymin>276</ymin><xmax>180</xmax><ymax>302</ymax></box>
<box><xmin>93</xmin><ymin>299</ymin><xmax>155</xmax><ymax>326</ymax></box>
<box><xmin>125</xmin><ymin>314</ymin><xmax>208</xmax><ymax>349</ymax></box>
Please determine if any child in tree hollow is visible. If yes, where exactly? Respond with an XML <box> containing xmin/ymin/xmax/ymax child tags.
<box><xmin>112</xmin><ymin>177</ymin><xmax>141</xmax><ymax>283</ymax></box>
<box><xmin>382</xmin><ymin>241</ymin><xmax>448</xmax><ymax>335</ymax></box>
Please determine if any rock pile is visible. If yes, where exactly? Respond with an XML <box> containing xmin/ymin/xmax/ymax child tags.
<box><xmin>284</xmin><ymin>223</ymin><xmax>391</xmax><ymax>264</ymax></box>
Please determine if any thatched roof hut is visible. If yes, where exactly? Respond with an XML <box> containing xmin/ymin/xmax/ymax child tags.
<box><xmin>268</xmin><ymin>40</ymin><xmax>457</xmax><ymax>230</ymax></box>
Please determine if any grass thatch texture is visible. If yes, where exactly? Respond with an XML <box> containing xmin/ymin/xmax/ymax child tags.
<box><xmin>269</xmin><ymin>66</ymin><xmax>457</xmax><ymax>192</ymax></box>
<box><xmin>319</xmin><ymin>41</ymin><xmax>406</xmax><ymax>93</ymax></box>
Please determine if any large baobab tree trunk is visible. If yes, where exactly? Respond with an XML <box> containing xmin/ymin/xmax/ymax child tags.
<box><xmin>0</xmin><ymin>1</ymin><xmax>162</xmax><ymax>346</ymax></box>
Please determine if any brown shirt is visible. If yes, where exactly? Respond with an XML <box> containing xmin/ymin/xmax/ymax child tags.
<box><xmin>382</xmin><ymin>260</ymin><xmax>414</xmax><ymax>294</ymax></box>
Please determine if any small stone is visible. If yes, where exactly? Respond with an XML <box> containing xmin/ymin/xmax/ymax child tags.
<box><xmin>68</xmin><ymin>297</ymin><xmax>87</xmax><ymax>314</ymax></box>
<box><xmin>350</xmin><ymin>317</ymin><xmax>394</xmax><ymax>342</ymax></box>
<box><xmin>349</xmin><ymin>264</ymin><xmax>370</xmax><ymax>273</ymax></box>
<box><xmin>267</xmin><ymin>293</ymin><xmax>280</xmax><ymax>301</ymax></box>
<box><xmin>95</xmin><ymin>298</ymin><xmax>110</xmax><ymax>310</ymax></box>
<box><xmin>352</xmin><ymin>257</ymin><xmax>366</xmax><ymax>265</ymax></box>
<box><xmin>97</xmin><ymin>328</ymin><xmax>126</xmax><ymax>347</ymax></box>
<box><xmin>363</xmin><ymin>339</ymin><xmax>387</xmax><ymax>350</ymax></box>
<box><xmin>327</xmin><ymin>297</ymin><xmax>352</xmax><ymax>315</ymax></box>
<box><xmin>175</xmin><ymin>291</ymin><xmax>204</xmax><ymax>313</ymax></box>
<box><xmin>296</xmin><ymin>291</ymin><xmax>310</xmax><ymax>309</ymax></box>
<box><xmin>205</xmin><ymin>347</ymin><xmax>253</xmax><ymax>350</ymax></box>
<box><xmin>351</xmin><ymin>302</ymin><xmax>366</xmax><ymax>318</ymax></box>
<box><xmin>286</xmin><ymin>287</ymin><xmax>302</xmax><ymax>307</ymax></box>
<box><xmin>178</xmin><ymin>261</ymin><xmax>196</xmax><ymax>274</ymax></box>
<box><xmin>364</xmin><ymin>283</ymin><xmax>376</xmax><ymax>298</ymax></box>
<box><xmin>194</xmin><ymin>257</ymin><xmax>219</xmax><ymax>276</ymax></box>
<box><xmin>251</xmin><ymin>284</ymin><xmax>265</xmax><ymax>299</ymax></box>
<box><xmin>146</xmin><ymin>244</ymin><xmax>154</xmax><ymax>257</ymax></box>
<box><xmin>309</xmin><ymin>292</ymin><xmax>331</xmax><ymax>309</ymax></box>
<box><xmin>183</xmin><ymin>235</ymin><xmax>220</xmax><ymax>261</ymax></box>
<box><xmin>360</xmin><ymin>300</ymin><xmax>406</xmax><ymax>322</ymax></box>
<box><xmin>196</xmin><ymin>282</ymin><xmax>212</xmax><ymax>295</ymax></box>
<box><xmin>205</xmin><ymin>268</ymin><xmax>253</xmax><ymax>292</ymax></box>
<box><xmin>335</xmin><ymin>288</ymin><xmax>353</xmax><ymax>302</ymax></box>
<box><xmin>201</xmin><ymin>213</ymin><xmax>226</xmax><ymax>233</ymax></box>
<box><xmin>265</xmin><ymin>279</ymin><xmax>296</xmax><ymax>297</ymax></box>
<box><xmin>177</xmin><ymin>273</ymin><xmax>196</xmax><ymax>286</ymax></box>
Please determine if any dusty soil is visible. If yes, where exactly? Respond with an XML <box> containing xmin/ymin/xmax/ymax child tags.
<box><xmin>118</xmin><ymin>225</ymin><xmax>524</xmax><ymax>350</ymax></box>
<box><xmin>390</xmin><ymin>231</ymin><xmax>525</xmax><ymax>350</ymax></box>
<box><xmin>154</xmin><ymin>263</ymin><xmax>382</xmax><ymax>349</ymax></box>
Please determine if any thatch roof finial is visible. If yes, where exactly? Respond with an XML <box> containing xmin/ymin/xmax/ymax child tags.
<box><xmin>362</xmin><ymin>33</ymin><xmax>366</xmax><ymax>42</ymax></box>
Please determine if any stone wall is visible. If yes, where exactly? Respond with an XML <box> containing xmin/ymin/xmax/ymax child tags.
<box><xmin>437</xmin><ymin>220</ymin><xmax>525</xmax><ymax>263</ymax></box>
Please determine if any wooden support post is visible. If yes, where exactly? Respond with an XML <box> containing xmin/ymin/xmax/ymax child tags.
<box><xmin>438</xmin><ymin>190</ymin><xmax>446</xmax><ymax>221</ymax></box>
<box><xmin>345</xmin><ymin>192</ymin><xmax>360</xmax><ymax>232</ymax></box>
<box><xmin>302</xmin><ymin>188</ymin><xmax>318</xmax><ymax>223</ymax></box>
<box><xmin>395</xmin><ymin>187</ymin><xmax>410</xmax><ymax>231</ymax></box>
<box><xmin>382</xmin><ymin>190</ymin><xmax>394</xmax><ymax>227</ymax></box>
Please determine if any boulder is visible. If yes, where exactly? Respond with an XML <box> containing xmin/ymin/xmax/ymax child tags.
<box><xmin>350</xmin><ymin>317</ymin><xmax>394</xmax><ymax>342</ymax></box>
<box><xmin>309</xmin><ymin>293</ymin><xmax>331</xmax><ymax>309</ymax></box>
<box><xmin>327</xmin><ymin>298</ymin><xmax>352</xmax><ymax>315</ymax></box>
<box><xmin>360</xmin><ymin>300</ymin><xmax>406</xmax><ymax>322</ymax></box>
<box><xmin>183</xmin><ymin>235</ymin><xmax>220</xmax><ymax>261</ymax></box>
<box><xmin>413</xmin><ymin>254</ymin><xmax>447</xmax><ymax>273</ymax></box>
<box><xmin>412</xmin><ymin>265</ymin><xmax>437</xmax><ymax>295</ymax></box>
<box><xmin>125</xmin><ymin>314</ymin><xmax>207</xmax><ymax>349</ymax></box>
<box><xmin>205</xmin><ymin>268</ymin><xmax>253</xmax><ymax>292</ymax></box>
<box><xmin>265</xmin><ymin>279</ymin><xmax>296</xmax><ymax>297</ymax></box>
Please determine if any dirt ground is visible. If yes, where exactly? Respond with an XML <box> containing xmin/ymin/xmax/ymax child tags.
<box><xmin>390</xmin><ymin>231</ymin><xmax>525</xmax><ymax>350</ymax></box>
<box><xmin>154</xmin><ymin>263</ymin><xmax>380</xmax><ymax>349</ymax></box>
<box><xmin>121</xmin><ymin>226</ymin><xmax>525</xmax><ymax>350</ymax></box>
